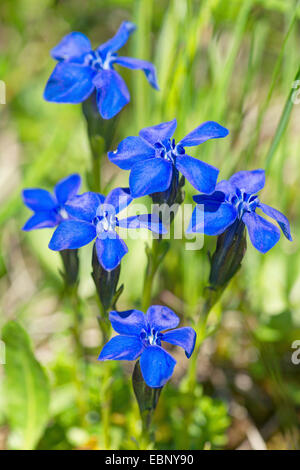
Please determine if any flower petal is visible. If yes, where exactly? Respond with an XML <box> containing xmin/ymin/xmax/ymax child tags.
<box><xmin>97</xmin><ymin>21</ymin><xmax>136</xmax><ymax>55</ymax></box>
<box><xmin>49</xmin><ymin>220</ymin><xmax>96</xmax><ymax>250</ymax></box>
<box><xmin>51</xmin><ymin>32</ymin><xmax>92</xmax><ymax>61</ymax></box>
<box><xmin>108</xmin><ymin>136</ymin><xmax>155</xmax><ymax>170</ymax></box>
<box><xmin>118</xmin><ymin>214</ymin><xmax>167</xmax><ymax>234</ymax></box>
<box><xmin>65</xmin><ymin>192</ymin><xmax>104</xmax><ymax>222</ymax></box>
<box><xmin>162</xmin><ymin>327</ymin><xmax>196</xmax><ymax>358</ymax></box>
<box><xmin>175</xmin><ymin>155</ymin><xmax>219</xmax><ymax>194</ymax></box>
<box><xmin>139</xmin><ymin>119</ymin><xmax>177</xmax><ymax>145</ymax></box>
<box><xmin>22</xmin><ymin>211</ymin><xmax>59</xmax><ymax>231</ymax></box>
<box><xmin>44</xmin><ymin>62</ymin><xmax>96</xmax><ymax>103</ymax></box>
<box><xmin>98</xmin><ymin>335</ymin><xmax>143</xmax><ymax>361</ymax></box>
<box><xmin>109</xmin><ymin>310</ymin><xmax>146</xmax><ymax>336</ymax></box>
<box><xmin>95</xmin><ymin>234</ymin><xmax>128</xmax><ymax>271</ymax></box>
<box><xmin>216</xmin><ymin>179</ymin><xmax>235</xmax><ymax>196</ymax></box>
<box><xmin>114</xmin><ymin>56</ymin><xmax>159</xmax><ymax>90</ymax></box>
<box><xmin>229</xmin><ymin>169</ymin><xmax>265</xmax><ymax>195</ymax></box>
<box><xmin>187</xmin><ymin>195</ymin><xmax>237</xmax><ymax>236</ymax></box>
<box><xmin>146</xmin><ymin>305</ymin><xmax>180</xmax><ymax>332</ymax></box>
<box><xmin>179</xmin><ymin>121</ymin><xmax>229</xmax><ymax>147</ymax></box>
<box><xmin>129</xmin><ymin>158</ymin><xmax>173</xmax><ymax>198</ymax></box>
<box><xmin>94</xmin><ymin>69</ymin><xmax>130</xmax><ymax>119</ymax></box>
<box><xmin>22</xmin><ymin>189</ymin><xmax>57</xmax><ymax>211</ymax></box>
<box><xmin>104</xmin><ymin>187</ymin><xmax>132</xmax><ymax>213</ymax></box>
<box><xmin>140</xmin><ymin>345</ymin><xmax>176</xmax><ymax>388</ymax></box>
<box><xmin>258</xmin><ymin>203</ymin><xmax>292</xmax><ymax>241</ymax></box>
<box><xmin>242</xmin><ymin>211</ymin><xmax>280</xmax><ymax>253</ymax></box>
<box><xmin>54</xmin><ymin>174</ymin><xmax>81</xmax><ymax>205</ymax></box>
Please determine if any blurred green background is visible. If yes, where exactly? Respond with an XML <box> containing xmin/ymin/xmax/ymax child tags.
<box><xmin>0</xmin><ymin>0</ymin><xmax>300</xmax><ymax>450</ymax></box>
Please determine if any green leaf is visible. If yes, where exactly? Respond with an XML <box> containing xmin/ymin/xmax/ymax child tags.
<box><xmin>2</xmin><ymin>321</ymin><xmax>50</xmax><ymax>450</ymax></box>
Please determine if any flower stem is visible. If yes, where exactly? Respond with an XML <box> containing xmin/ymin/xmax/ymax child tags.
<box><xmin>132</xmin><ymin>360</ymin><xmax>161</xmax><ymax>449</ymax></box>
<box><xmin>142</xmin><ymin>238</ymin><xmax>169</xmax><ymax>311</ymax></box>
<box><xmin>67</xmin><ymin>282</ymin><xmax>88</xmax><ymax>426</ymax></box>
<box><xmin>82</xmin><ymin>93</ymin><xmax>119</xmax><ymax>194</ymax></box>
<box><xmin>101</xmin><ymin>363</ymin><xmax>112</xmax><ymax>450</ymax></box>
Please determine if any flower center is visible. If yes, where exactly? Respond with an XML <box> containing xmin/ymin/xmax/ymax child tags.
<box><xmin>140</xmin><ymin>326</ymin><xmax>162</xmax><ymax>347</ymax></box>
<box><xmin>154</xmin><ymin>138</ymin><xmax>185</xmax><ymax>164</ymax></box>
<box><xmin>93</xmin><ymin>209</ymin><xmax>117</xmax><ymax>236</ymax></box>
<box><xmin>84</xmin><ymin>50</ymin><xmax>116</xmax><ymax>71</ymax></box>
<box><xmin>228</xmin><ymin>189</ymin><xmax>259</xmax><ymax>218</ymax></box>
<box><xmin>56</xmin><ymin>206</ymin><xmax>69</xmax><ymax>221</ymax></box>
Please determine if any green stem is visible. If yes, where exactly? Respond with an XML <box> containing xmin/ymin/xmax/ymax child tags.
<box><xmin>132</xmin><ymin>360</ymin><xmax>161</xmax><ymax>450</ymax></box>
<box><xmin>142</xmin><ymin>239</ymin><xmax>163</xmax><ymax>312</ymax></box>
<box><xmin>187</xmin><ymin>292</ymin><xmax>217</xmax><ymax>392</ymax></box>
<box><xmin>101</xmin><ymin>363</ymin><xmax>112</xmax><ymax>450</ymax></box>
<box><xmin>67</xmin><ymin>283</ymin><xmax>88</xmax><ymax>426</ymax></box>
<box><xmin>91</xmin><ymin>151</ymin><xmax>101</xmax><ymax>193</ymax></box>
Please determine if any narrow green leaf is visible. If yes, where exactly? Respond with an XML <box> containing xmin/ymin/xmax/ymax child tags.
<box><xmin>265</xmin><ymin>64</ymin><xmax>300</xmax><ymax>169</ymax></box>
<box><xmin>2</xmin><ymin>321</ymin><xmax>50</xmax><ymax>450</ymax></box>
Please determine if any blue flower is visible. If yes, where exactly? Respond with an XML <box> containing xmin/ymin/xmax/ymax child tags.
<box><xmin>44</xmin><ymin>22</ymin><xmax>159</xmax><ymax>119</ymax></box>
<box><xmin>187</xmin><ymin>169</ymin><xmax>292</xmax><ymax>253</ymax></box>
<box><xmin>22</xmin><ymin>174</ymin><xmax>81</xmax><ymax>231</ymax></box>
<box><xmin>48</xmin><ymin>187</ymin><xmax>167</xmax><ymax>271</ymax></box>
<box><xmin>108</xmin><ymin>119</ymin><xmax>228</xmax><ymax>197</ymax></box>
<box><xmin>98</xmin><ymin>306</ymin><xmax>197</xmax><ymax>388</ymax></box>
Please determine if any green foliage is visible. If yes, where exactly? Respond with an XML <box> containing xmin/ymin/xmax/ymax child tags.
<box><xmin>156</xmin><ymin>384</ymin><xmax>230</xmax><ymax>449</ymax></box>
<box><xmin>2</xmin><ymin>321</ymin><xmax>50</xmax><ymax>450</ymax></box>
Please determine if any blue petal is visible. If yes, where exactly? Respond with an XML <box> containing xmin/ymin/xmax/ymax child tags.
<box><xmin>108</xmin><ymin>136</ymin><xmax>155</xmax><ymax>170</ymax></box>
<box><xmin>64</xmin><ymin>192</ymin><xmax>104</xmax><ymax>222</ymax></box>
<box><xmin>95</xmin><ymin>234</ymin><xmax>128</xmax><ymax>271</ymax></box>
<box><xmin>187</xmin><ymin>195</ymin><xmax>237</xmax><ymax>236</ymax></box>
<box><xmin>129</xmin><ymin>158</ymin><xmax>173</xmax><ymax>198</ymax></box>
<box><xmin>51</xmin><ymin>32</ymin><xmax>92</xmax><ymax>61</ymax></box>
<box><xmin>104</xmin><ymin>187</ymin><xmax>132</xmax><ymax>213</ymax></box>
<box><xmin>179</xmin><ymin>121</ymin><xmax>229</xmax><ymax>147</ymax></box>
<box><xmin>215</xmin><ymin>179</ymin><xmax>235</xmax><ymax>196</ymax></box>
<box><xmin>54</xmin><ymin>174</ymin><xmax>81</xmax><ymax>205</ymax></box>
<box><xmin>118</xmin><ymin>214</ymin><xmax>167</xmax><ymax>234</ymax></box>
<box><xmin>113</xmin><ymin>56</ymin><xmax>159</xmax><ymax>90</ymax></box>
<box><xmin>98</xmin><ymin>335</ymin><xmax>144</xmax><ymax>361</ymax></box>
<box><xmin>229</xmin><ymin>169</ymin><xmax>265</xmax><ymax>195</ymax></box>
<box><xmin>146</xmin><ymin>305</ymin><xmax>180</xmax><ymax>332</ymax></box>
<box><xmin>22</xmin><ymin>211</ymin><xmax>59</xmax><ymax>231</ymax></box>
<box><xmin>162</xmin><ymin>327</ymin><xmax>196</xmax><ymax>358</ymax></box>
<box><xmin>175</xmin><ymin>155</ymin><xmax>219</xmax><ymax>194</ymax></box>
<box><xmin>242</xmin><ymin>211</ymin><xmax>280</xmax><ymax>253</ymax></box>
<box><xmin>139</xmin><ymin>119</ymin><xmax>177</xmax><ymax>145</ymax></box>
<box><xmin>94</xmin><ymin>70</ymin><xmax>130</xmax><ymax>119</ymax></box>
<box><xmin>49</xmin><ymin>220</ymin><xmax>96</xmax><ymax>250</ymax></box>
<box><xmin>22</xmin><ymin>189</ymin><xmax>57</xmax><ymax>212</ymax></box>
<box><xmin>44</xmin><ymin>62</ymin><xmax>96</xmax><ymax>103</ymax></box>
<box><xmin>140</xmin><ymin>345</ymin><xmax>176</xmax><ymax>388</ymax></box>
<box><xmin>109</xmin><ymin>310</ymin><xmax>146</xmax><ymax>336</ymax></box>
<box><xmin>97</xmin><ymin>21</ymin><xmax>136</xmax><ymax>56</ymax></box>
<box><xmin>193</xmin><ymin>190</ymin><xmax>225</xmax><ymax>203</ymax></box>
<box><xmin>258</xmin><ymin>203</ymin><xmax>292</xmax><ymax>241</ymax></box>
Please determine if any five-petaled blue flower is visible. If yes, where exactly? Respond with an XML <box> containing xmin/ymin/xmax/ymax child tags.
<box><xmin>99</xmin><ymin>306</ymin><xmax>196</xmax><ymax>388</ymax></box>
<box><xmin>108</xmin><ymin>119</ymin><xmax>229</xmax><ymax>198</ymax></box>
<box><xmin>22</xmin><ymin>174</ymin><xmax>81</xmax><ymax>231</ymax></box>
<box><xmin>48</xmin><ymin>187</ymin><xmax>167</xmax><ymax>271</ymax></box>
<box><xmin>187</xmin><ymin>169</ymin><xmax>292</xmax><ymax>253</ymax></box>
<box><xmin>44</xmin><ymin>22</ymin><xmax>159</xmax><ymax>119</ymax></box>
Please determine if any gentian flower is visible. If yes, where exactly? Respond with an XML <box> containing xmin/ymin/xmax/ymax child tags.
<box><xmin>187</xmin><ymin>169</ymin><xmax>292</xmax><ymax>253</ymax></box>
<box><xmin>99</xmin><ymin>306</ymin><xmax>197</xmax><ymax>388</ymax></box>
<box><xmin>44</xmin><ymin>22</ymin><xmax>159</xmax><ymax>119</ymax></box>
<box><xmin>22</xmin><ymin>174</ymin><xmax>81</xmax><ymax>231</ymax></box>
<box><xmin>48</xmin><ymin>187</ymin><xmax>167</xmax><ymax>271</ymax></box>
<box><xmin>108</xmin><ymin>119</ymin><xmax>229</xmax><ymax>198</ymax></box>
